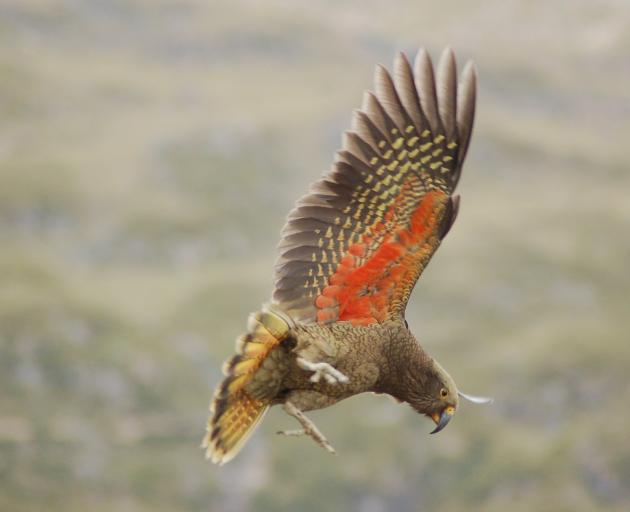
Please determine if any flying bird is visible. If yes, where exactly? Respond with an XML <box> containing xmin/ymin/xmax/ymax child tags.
<box><xmin>203</xmin><ymin>47</ymin><xmax>492</xmax><ymax>465</ymax></box>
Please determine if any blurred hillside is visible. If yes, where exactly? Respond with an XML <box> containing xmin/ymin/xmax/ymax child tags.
<box><xmin>1</xmin><ymin>1</ymin><xmax>629</xmax><ymax>511</ymax></box>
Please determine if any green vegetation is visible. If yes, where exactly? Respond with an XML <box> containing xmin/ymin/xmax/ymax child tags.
<box><xmin>1</xmin><ymin>1</ymin><xmax>629</xmax><ymax>510</ymax></box>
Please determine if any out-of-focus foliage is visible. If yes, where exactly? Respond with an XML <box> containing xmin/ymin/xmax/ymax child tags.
<box><xmin>1</xmin><ymin>1</ymin><xmax>629</xmax><ymax>511</ymax></box>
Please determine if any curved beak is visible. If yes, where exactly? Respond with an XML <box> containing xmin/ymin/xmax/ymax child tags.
<box><xmin>429</xmin><ymin>406</ymin><xmax>455</xmax><ymax>434</ymax></box>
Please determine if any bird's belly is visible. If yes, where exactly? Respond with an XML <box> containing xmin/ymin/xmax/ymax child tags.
<box><xmin>280</xmin><ymin>359</ymin><xmax>380</xmax><ymax>405</ymax></box>
<box><xmin>282</xmin><ymin>389</ymin><xmax>343</xmax><ymax>412</ymax></box>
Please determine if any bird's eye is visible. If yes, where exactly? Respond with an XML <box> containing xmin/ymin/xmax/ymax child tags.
<box><xmin>440</xmin><ymin>388</ymin><xmax>448</xmax><ymax>399</ymax></box>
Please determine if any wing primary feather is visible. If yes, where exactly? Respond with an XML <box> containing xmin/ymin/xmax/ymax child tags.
<box><xmin>456</xmin><ymin>60</ymin><xmax>477</xmax><ymax>168</ymax></box>
<box><xmin>351</xmin><ymin>110</ymin><xmax>379</xmax><ymax>147</ymax></box>
<box><xmin>352</xmin><ymin>111</ymin><xmax>389</xmax><ymax>155</ymax></box>
<box><xmin>393</xmin><ymin>52</ymin><xmax>425</xmax><ymax>134</ymax></box>
<box><xmin>342</xmin><ymin>131</ymin><xmax>365</xmax><ymax>158</ymax></box>
<box><xmin>336</xmin><ymin>150</ymin><xmax>376</xmax><ymax>178</ymax></box>
<box><xmin>413</xmin><ymin>48</ymin><xmax>441</xmax><ymax>134</ymax></box>
<box><xmin>436</xmin><ymin>47</ymin><xmax>457</xmax><ymax>140</ymax></box>
<box><xmin>361</xmin><ymin>92</ymin><xmax>392</xmax><ymax>140</ymax></box>
<box><xmin>374</xmin><ymin>64</ymin><xmax>405</xmax><ymax>130</ymax></box>
<box><xmin>342</xmin><ymin>131</ymin><xmax>383</xmax><ymax>164</ymax></box>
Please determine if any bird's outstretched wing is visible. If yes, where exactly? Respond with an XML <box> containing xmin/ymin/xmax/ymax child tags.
<box><xmin>273</xmin><ymin>48</ymin><xmax>476</xmax><ymax>326</ymax></box>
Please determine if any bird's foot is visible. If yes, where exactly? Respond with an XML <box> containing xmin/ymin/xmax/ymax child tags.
<box><xmin>296</xmin><ymin>357</ymin><xmax>349</xmax><ymax>385</ymax></box>
<box><xmin>278</xmin><ymin>401</ymin><xmax>336</xmax><ymax>455</ymax></box>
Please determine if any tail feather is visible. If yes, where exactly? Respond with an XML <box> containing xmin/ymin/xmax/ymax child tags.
<box><xmin>203</xmin><ymin>389</ymin><xmax>269</xmax><ymax>465</ymax></box>
<box><xmin>202</xmin><ymin>305</ymin><xmax>292</xmax><ymax>464</ymax></box>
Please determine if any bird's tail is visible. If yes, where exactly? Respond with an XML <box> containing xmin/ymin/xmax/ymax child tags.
<box><xmin>202</xmin><ymin>305</ymin><xmax>292</xmax><ymax>464</ymax></box>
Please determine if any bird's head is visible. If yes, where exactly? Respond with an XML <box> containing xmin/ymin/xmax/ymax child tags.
<box><xmin>421</xmin><ymin>360</ymin><xmax>459</xmax><ymax>434</ymax></box>
<box><xmin>409</xmin><ymin>360</ymin><xmax>493</xmax><ymax>434</ymax></box>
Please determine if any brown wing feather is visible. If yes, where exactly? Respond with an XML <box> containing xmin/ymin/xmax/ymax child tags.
<box><xmin>273</xmin><ymin>48</ymin><xmax>476</xmax><ymax>325</ymax></box>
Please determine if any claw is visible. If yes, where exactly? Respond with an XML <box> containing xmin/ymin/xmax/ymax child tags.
<box><xmin>296</xmin><ymin>357</ymin><xmax>349</xmax><ymax>385</ymax></box>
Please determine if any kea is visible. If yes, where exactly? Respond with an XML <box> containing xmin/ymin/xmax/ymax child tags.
<box><xmin>203</xmin><ymin>47</ymin><xmax>492</xmax><ymax>465</ymax></box>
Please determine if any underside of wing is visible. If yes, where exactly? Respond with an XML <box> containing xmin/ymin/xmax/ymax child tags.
<box><xmin>273</xmin><ymin>48</ymin><xmax>476</xmax><ymax>325</ymax></box>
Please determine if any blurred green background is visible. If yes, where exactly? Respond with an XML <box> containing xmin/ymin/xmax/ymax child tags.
<box><xmin>1</xmin><ymin>1</ymin><xmax>629</xmax><ymax>511</ymax></box>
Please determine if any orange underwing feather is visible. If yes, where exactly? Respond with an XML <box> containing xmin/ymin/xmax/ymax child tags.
<box><xmin>273</xmin><ymin>48</ymin><xmax>475</xmax><ymax>325</ymax></box>
<box><xmin>317</xmin><ymin>190</ymin><xmax>450</xmax><ymax>326</ymax></box>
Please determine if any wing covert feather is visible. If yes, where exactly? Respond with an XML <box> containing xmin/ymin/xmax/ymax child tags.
<box><xmin>272</xmin><ymin>48</ymin><xmax>476</xmax><ymax>325</ymax></box>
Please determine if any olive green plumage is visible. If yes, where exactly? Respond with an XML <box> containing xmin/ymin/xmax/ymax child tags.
<box><xmin>203</xmin><ymin>47</ymin><xmax>489</xmax><ymax>465</ymax></box>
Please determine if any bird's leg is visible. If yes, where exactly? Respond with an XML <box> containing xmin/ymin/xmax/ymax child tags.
<box><xmin>276</xmin><ymin>401</ymin><xmax>336</xmax><ymax>455</ymax></box>
<box><xmin>296</xmin><ymin>357</ymin><xmax>349</xmax><ymax>385</ymax></box>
